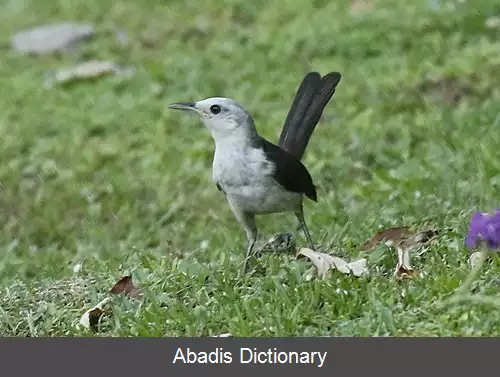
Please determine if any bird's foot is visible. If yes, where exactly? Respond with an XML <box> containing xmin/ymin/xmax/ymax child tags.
<box><xmin>259</xmin><ymin>232</ymin><xmax>296</xmax><ymax>255</ymax></box>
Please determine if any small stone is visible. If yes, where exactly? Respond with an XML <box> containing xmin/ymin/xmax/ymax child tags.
<box><xmin>44</xmin><ymin>60</ymin><xmax>135</xmax><ymax>88</ymax></box>
<box><xmin>486</xmin><ymin>17</ymin><xmax>500</xmax><ymax>29</ymax></box>
<box><xmin>11</xmin><ymin>22</ymin><xmax>94</xmax><ymax>55</ymax></box>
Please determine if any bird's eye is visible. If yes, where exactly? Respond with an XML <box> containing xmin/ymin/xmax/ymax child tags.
<box><xmin>210</xmin><ymin>105</ymin><xmax>221</xmax><ymax>114</ymax></box>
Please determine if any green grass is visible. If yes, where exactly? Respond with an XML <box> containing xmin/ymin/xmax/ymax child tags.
<box><xmin>1</xmin><ymin>0</ymin><xmax>500</xmax><ymax>336</ymax></box>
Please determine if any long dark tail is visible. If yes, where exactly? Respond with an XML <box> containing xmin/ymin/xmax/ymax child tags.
<box><xmin>278</xmin><ymin>72</ymin><xmax>341</xmax><ymax>160</ymax></box>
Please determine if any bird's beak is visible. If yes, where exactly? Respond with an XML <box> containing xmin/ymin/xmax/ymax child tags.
<box><xmin>167</xmin><ymin>102</ymin><xmax>197</xmax><ymax>112</ymax></box>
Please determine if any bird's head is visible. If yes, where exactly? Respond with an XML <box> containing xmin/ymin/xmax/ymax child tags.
<box><xmin>168</xmin><ymin>97</ymin><xmax>256</xmax><ymax>140</ymax></box>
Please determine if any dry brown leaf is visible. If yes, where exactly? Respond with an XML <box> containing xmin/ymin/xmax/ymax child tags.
<box><xmin>394</xmin><ymin>243</ymin><xmax>419</xmax><ymax>281</ymax></box>
<box><xmin>360</xmin><ymin>226</ymin><xmax>411</xmax><ymax>251</ymax></box>
<box><xmin>297</xmin><ymin>248</ymin><xmax>368</xmax><ymax>279</ymax></box>
<box><xmin>361</xmin><ymin>227</ymin><xmax>440</xmax><ymax>251</ymax></box>
<box><xmin>397</xmin><ymin>229</ymin><xmax>439</xmax><ymax>255</ymax></box>
<box><xmin>110</xmin><ymin>275</ymin><xmax>141</xmax><ymax>299</ymax></box>
<box><xmin>78</xmin><ymin>297</ymin><xmax>111</xmax><ymax>330</ymax></box>
<box><xmin>361</xmin><ymin>227</ymin><xmax>443</xmax><ymax>280</ymax></box>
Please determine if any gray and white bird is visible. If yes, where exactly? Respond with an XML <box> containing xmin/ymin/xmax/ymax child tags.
<box><xmin>168</xmin><ymin>72</ymin><xmax>342</xmax><ymax>271</ymax></box>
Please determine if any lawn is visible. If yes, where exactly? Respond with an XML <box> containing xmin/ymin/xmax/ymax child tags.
<box><xmin>0</xmin><ymin>0</ymin><xmax>499</xmax><ymax>336</ymax></box>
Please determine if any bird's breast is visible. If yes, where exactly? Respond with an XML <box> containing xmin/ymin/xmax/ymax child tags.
<box><xmin>212</xmin><ymin>145</ymin><xmax>301</xmax><ymax>213</ymax></box>
<box><xmin>212</xmin><ymin>145</ymin><xmax>273</xmax><ymax>187</ymax></box>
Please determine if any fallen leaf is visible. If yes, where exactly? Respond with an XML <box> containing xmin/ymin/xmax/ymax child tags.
<box><xmin>361</xmin><ymin>227</ymin><xmax>444</xmax><ymax>280</ymax></box>
<box><xmin>78</xmin><ymin>297</ymin><xmax>111</xmax><ymax>330</ymax></box>
<box><xmin>361</xmin><ymin>226</ymin><xmax>441</xmax><ymax>252</ymax></box>
<box><xmin>110</xmin><ymin>275</ymin><xmax>141</xmax><ymax>299</ymax></box>
<box><xmin>413</xmin><ymin>229</ymin><xmax>440</xmax><ymax>243</ymax></box>
<box><xmin>395</xmin><ymin>228</ymin><xmax>450</xmax><ymax>280</ymax></box>
<box><xmin>394</xmin><ymin>243</ymin><xmax>419</xmax><ymax>281</ymax></box>
<box><xmin>211</xmin><ymin>333</ymin><xmax>232</xmax><ymax>337</ymax></box>
<box><xmin>45</xmin><ymin>60</ymin><xmax>135</xmax><ymax>88</ymax></box>
<box><xmin>360</xmin><ymin>226</ymin><xmax>411</xmax><ymax>251</ymax></box>
<box><xmin>11</xmin><ymin>22</ymin><xmax>94</xmax><ymax>55</ymax></box>
<box><xmin>297</xmin><ymin>248</ymin><xmax>368</xmax><ymax>279</ymax></box>
<box><xmin>397</xmin><ymin>229</ymin><xmax>440</xmax><ymax>254</ymax></box>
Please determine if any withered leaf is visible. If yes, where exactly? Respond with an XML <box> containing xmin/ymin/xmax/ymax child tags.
<box><xmin>297</xmin><ymin>248</ymin><xmax>368</xmax><ymax>279</ymax></box>
<box><xmin>360</xmin><ymin>226</ymin><xmax>411</xmax><ymax>251</ymax></box>
<box><xmin>78</xmin><ymin>297</ymin><xmax>111</xmax><ymax>330</ymax></box>
<box><xmin>110</xmin><ymin>275</ymin><xmax>141</xmax><ymax>299</ymax></box>
<box><xmin>397</xmin><ymin>229</ymin><xmax>440</xmax><ymax>253</ymax></box>
<box><xmin>361</xmin><ymin>227</ymin><xmax>441</xmax><ymax>252</ymax></box>
<box><xmin>394</xmin><ymin>245</ymin><xmax>419</xmax><ymax>281</ymax></box>
<box><xmin>361</xmin><ymin>227</ymin><xmax>444</xmax><ymax>280</ymax></box>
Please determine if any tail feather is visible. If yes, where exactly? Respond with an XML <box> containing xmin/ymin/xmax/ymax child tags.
<box><xmin>278</xmin><ymin>72</ymin><xmax>341</xmax><ymax>160</ymax></box>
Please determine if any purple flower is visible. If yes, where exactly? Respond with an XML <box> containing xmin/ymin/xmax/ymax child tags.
<box><xmin>465</xmin><ymin>209</ymin><xmax>500</xmax><ymax>249</ymax></box>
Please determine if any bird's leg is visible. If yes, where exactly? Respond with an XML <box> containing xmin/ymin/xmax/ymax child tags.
<box><xmin>241</xmin><ymin>214</ymin><xmax>257</xmax><ymax>272</ymax></box>
<box><xmin>227</xmin><ymin>199</ymin><xmax>258</xmax><ymax>272</ymax></box>
<box><xmin>244</xmin><ymin>236</ymin><xmax>257</xmax><ymax>273</ymax></box>
<box><xmin>295</xmin><ymin>208</ymin><xmax>315</xmax><ymax>251</ymax></box>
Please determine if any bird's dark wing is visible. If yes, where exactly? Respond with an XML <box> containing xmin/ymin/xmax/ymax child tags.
<box><xmin>278</xmin><ymin>72</ymin><xmax>341</xmax><ymax>160</ymax></box>
<box><xmin>260</xmin><ymin>138</ymin><xmax>317</xmax><ymax>202</ymax></box>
